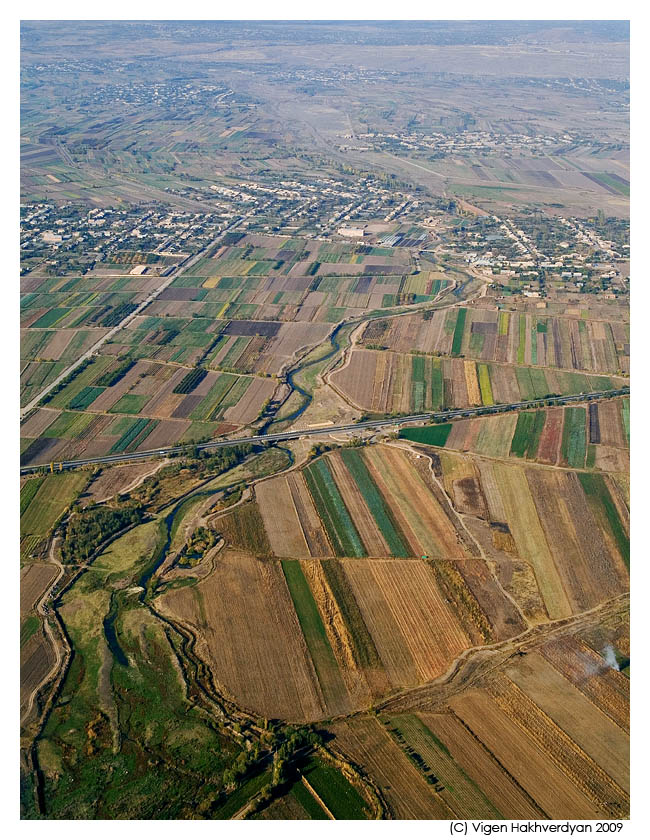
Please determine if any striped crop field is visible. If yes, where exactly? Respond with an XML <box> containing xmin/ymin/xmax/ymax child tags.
<box><xmin>280</xmin><ymin>560</ymin><xmax>349</xmax><ymax>710</ymax></box>
<box><xmin>621</xmin><ymin>398</ymin><xmax>629</xmax><ymax>443</ymax></box>
<box><xmin>477</xmin><ymin>364</ymin><xmax>493</xmax><ymax>405</ymax></box>
<box><xmin>577</xmin><ymin>473</ymin><xmax>629</xmax><ymax>569</ymax></box>
<box><xmin>561</xmin><ymin>407</ymin><xmax>587</xmax><ymax>467</ymax></box>
<box><xmin>517</xmin><ymin>314</ymin><xmax>526</xmax><ymax>364</ymax></box>
<box><xmin>339</xmin><ymin>448</ymin><xmax>411</xmax><ymax>557</ymax></box>
<box><xmin>384</xmin><ymin>713</ymin><xmax>502</xmax><ymax>819</ymax></box>
<box><xmin>451</xmin><ymin>308</ymin><xmax>467</xmax><ymax>356</ymax></box>
<box><xmin>510</xmin><ymin>411</ymin><xmax>545</xmax><ymax>459</ymax></box>
<box><xmin>303</xmin><ymin>459</ymin><xmax>366</xmax><ymax>557</ymax></box>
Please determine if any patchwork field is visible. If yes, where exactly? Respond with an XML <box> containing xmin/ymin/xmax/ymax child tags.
<box><xmin>399</xmin><ymin>397</ymin><xmax>629</xmax><ymax>470</ymax></box>
<box><xmin>331</xmin><ymin>348</ymin><xmax>626</xmax><ymax>414</ymax></box>
<box><xmin>20</xmin><ymin>354</ymin><xmax>274</xmax><ymax>466</ymax></box>
<box><xmin>430</xmin><ymin>451</ymin><xmax>630</xmax><ymax>621</ymax></box>
<box><xmin>156</xmin><ymin>234</ymin><xmax>450</xmax><ymax>326</ymax></box>
<box><xmin>360</xmin><ymin>306</ymin><xmax>629</xmax><ymax>375</ymax></box>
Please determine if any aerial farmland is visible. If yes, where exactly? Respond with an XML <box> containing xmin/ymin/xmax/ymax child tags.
<box><xmin>19</xmin><ymin>19</ymin><xmax>630</xmax><ymax>824</ymax></box>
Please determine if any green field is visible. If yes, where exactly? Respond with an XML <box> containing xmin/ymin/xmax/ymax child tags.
<box><xmin>451</xmin><ymin>308</ymin><xmax>467</xmax><ymax>356</ymax></box>
<box><xmin>517</xmin><ymin>314</ymin><xmax>526</xmax><ymax>364</ymax></box>
<box><xmin>68</xmin><ymin>385</ymin><xmax>105</xmax><ymax>411</ymax></box>
<box><xmin>109</xmin><ymin>393</ymin><xmax>151</xmax><ymax>415</ymax></box>
<box><xmin>303</xmin><ymin>459</ymin><xmax>365</xmax><ymax>557</ymax></box>
<box><xmin>289</xmin><ymin>780</ymin><xmax>330</xmax><ymax>819</ymax></box>
<box><xmin>399</xmin><ymin>423</ymin><xmax>452</xmax><ymax>447</ymax></box>
<box><xmin>21</xmin><ymin>472</ymin><xmax>89</xmax><ymax>540</ymax></box>
<box><xmin>339</xmin><ymin>449</ymin><xmax>410</xmax><ymax>557</ymax></box>
<box><xmin>301</xmin><ymin>756</ymin><xmax>369</xmax><ymax>819</ymax></box>
<box><xmin>20</xmin><ymin>477</ymin><xmax>45</xmax><ymax>516</ymax></box>
<box><xmin>510</xmin><ymin>410</ymin><xmax>545</xmax><ymax>459</ymax></box>
<box><xmin>561</xmin><ymin>406</ymin><xmax>587</xmax><ymax>468</ymax></box>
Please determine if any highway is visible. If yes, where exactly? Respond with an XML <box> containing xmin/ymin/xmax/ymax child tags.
<box><xmin>20</xmin><ymin>387</ymin><xmax>629</xmax><ymax>475</ymax></box>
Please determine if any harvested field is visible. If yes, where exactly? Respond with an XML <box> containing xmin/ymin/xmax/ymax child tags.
<box><xmin>479</xmin><ymin>461</ymin><xmax>571</xmax><ymax>619</ymax></box>
<box><xmin>450</xmin><ymin>690</ymin><xmax>602</xmax><ymax>818</ymax></box>
<box><xmin>342</xmin><ymin>558</ymin><xmax>470</xmax><ymax>687</ymax></box>
<box><xmin>540</xmin><ymin>637</ymin><xmax>629</xmax><ymax>733</ymax></box>
<box><xmin>281</xmin><ymin>560</ymin><xmax>352</xmax><ymax>716</ymax></box>
<box><xmin>420</xmin><ymin>711</ymin><xmax>544</xmax><ymax>819</ymax></box>
<box><xmin>256</xmin><ymin>475</ymin><xmax>310</xmax><ymax>557</ymax></box>
<box><xmin>300</xmin><ymin>559</ymin><xmax>375</xmax><ymax>709</ymax></box>
<box><xmin>486</xmin><ymin>675</ymin><xmax>628</xmax><ymax>817</ymax></box>
<box><xmin>327</xmin><ymin>717</ymin><xmax>455</xmax><ymax>819</ymax></box>
<box><xmin>159</xmin><ymin>550</ymin><xmax>326</xmax><ymax>721</ymax></box>
<box><xmin>503</xmin><ymin>653</ymin><xmax>629</xmax><ymax>792</ymax></box>
<box><xmin>286</xmin><ymin>473</ymin><xmax>332</xmax><ymax>556</ymax></box>
<box><xmin>383</xmin><ymin>713</ymin><xmax>502</xmax><ymax>818</ymax></box>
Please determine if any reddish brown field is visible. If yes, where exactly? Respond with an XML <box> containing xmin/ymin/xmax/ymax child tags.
<box><xmin>536</xmin><ymin>407</ymin><xmax>564</xmax><ymax>464</ymax></box>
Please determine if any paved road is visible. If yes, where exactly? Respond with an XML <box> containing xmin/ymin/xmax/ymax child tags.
<box><xmin>20</xmin><ymin>387</ymin><xmax>629</xmax><ymax>474</ymax></box>
<box><xmin>20</xmin><ymin>217</ymin><xmax>246</xmax><ymax>419</ymax></box>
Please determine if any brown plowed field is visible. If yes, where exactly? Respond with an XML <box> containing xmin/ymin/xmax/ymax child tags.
<box><xmin>83</xmin><ymin>462</ymin><xmax>164</xmax><ymax>504</ymax></box>
<box><xmin>224</xmin><ymin>376</ymin><xmax>275</xmax><ymax>424</ymax></box>
<box><xmin>20</xmin><ymin>628</ymin><xmax>56</xmax><ymax>713</ymax></box>
<box><xmin>159</xmin><ymin>550</ymin><xmax>326</xmax><ymax>721</ymax></box>
<box><xmin>20</xmin><ymin>563</ymin><xmax>57</xmax><ymax>615</ymax></box>
<box><xmin>536</xmin><ymin>407</ymin><xmax>564</xmax><ymax>464</ymax></box>
<box><xmin>597</xmin><ymin>399</ymin><xmax>626</xmax><ymax>448</ymax></box>
<box><xmin>20</xmin><ymin>408</ymin><xmax>60</xmax><ymax>438</ymax></box>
